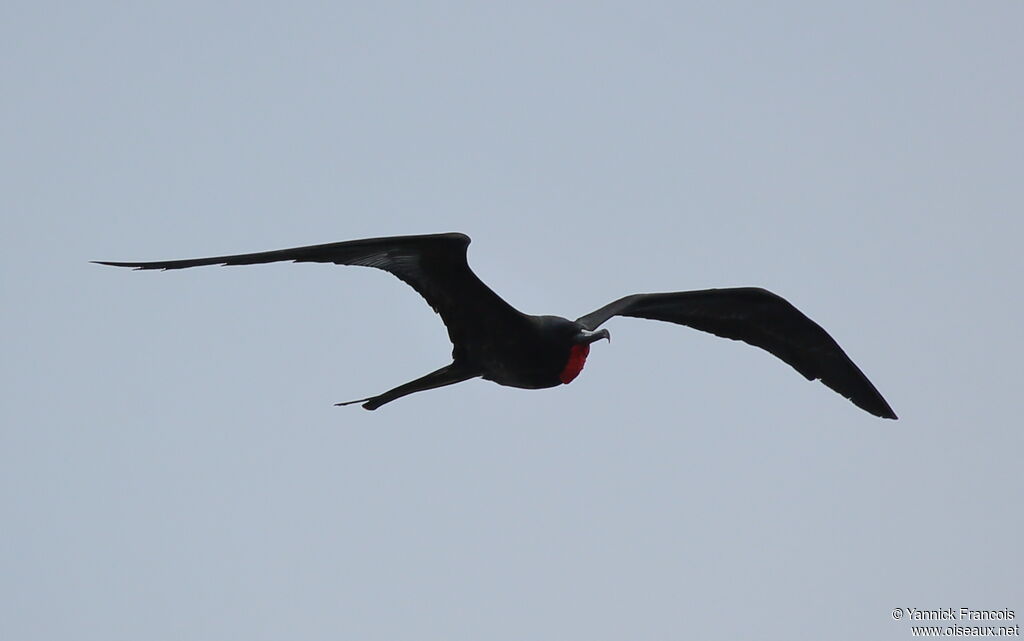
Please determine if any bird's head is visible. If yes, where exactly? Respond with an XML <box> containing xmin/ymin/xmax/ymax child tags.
<box><xmin>528</xmin><ymin>316</ymin><xmax>611</xmax><ymax>385</ymax></box>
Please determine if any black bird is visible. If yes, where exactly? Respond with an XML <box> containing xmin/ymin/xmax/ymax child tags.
<box><xmin>95</xmin><ymin>232</ymin><xmax>896</xmax><ymax>418</ymax></box>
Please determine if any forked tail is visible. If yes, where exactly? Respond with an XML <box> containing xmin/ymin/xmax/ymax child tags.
<box><xmin>335</xmin><ymin>363</ymin><xmax>480</xmax><ymax>410</ymax></box>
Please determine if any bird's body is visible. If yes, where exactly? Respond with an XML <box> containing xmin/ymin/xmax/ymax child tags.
<box><xmin>95</xmin><ymin>232</ymin><xmax>896</xmax><ymax>418</ymax></box>
<box><xmin>471</xmin><ymin>314</ymin><xmax>593</xmax><ymax>389</ymax></box>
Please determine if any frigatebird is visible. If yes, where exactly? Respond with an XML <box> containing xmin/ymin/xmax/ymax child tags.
<box><xmin>95</xmin><ymin>232</ymin><xmax>896</xmax><ymax>418</ymax></box>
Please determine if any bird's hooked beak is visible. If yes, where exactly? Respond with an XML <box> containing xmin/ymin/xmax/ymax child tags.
<box><xmin>577</xmin><ymin>328</ymin><xmax>611</xmax><ymax>345</ymax></box>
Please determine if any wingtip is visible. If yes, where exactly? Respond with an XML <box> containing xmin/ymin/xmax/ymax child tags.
<box><xmin>844</xmin><ymin>386</ymin><xmax>897</xmax><ymax>420</ymax></box>
<box><xmin>335</xmin><ymin>397</ymin><xmax>378</xmax><ymax>410</ymax></box>
<box><xmin>875</xmin><ymin>395</ymin><xmax>898</xmax><ymax>420</ymax></box>
<box><xmin>869</xmin><ymin>399</ymin><xmax>898</xmax><ymax>420</ymax></box>
<box><xmin>92</xmin><ymin>260</ymin><xmax>140</xmax><ymax>269</ymax></box>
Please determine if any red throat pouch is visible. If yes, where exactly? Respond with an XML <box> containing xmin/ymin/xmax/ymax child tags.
<box><xmin>559</xmin><ymin>344</ymin><xmax>591</xmax><ymax>384</ymax></box>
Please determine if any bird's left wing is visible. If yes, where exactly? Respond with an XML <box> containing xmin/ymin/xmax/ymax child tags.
<box><xmin>94</xmin><ymin>232</ymin><xmax>522</xmax><ymax>349</ymax></box>
<box><xmin>576</xmin><ymin>287</ymin><xmax>896</xmax><ymax>419</ymax></box>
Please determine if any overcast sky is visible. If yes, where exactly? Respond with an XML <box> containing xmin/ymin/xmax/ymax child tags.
<box><xmin>3</xmin><ymin>2</ymin><xmax>1022</xmax><ymax>640</ymax></box>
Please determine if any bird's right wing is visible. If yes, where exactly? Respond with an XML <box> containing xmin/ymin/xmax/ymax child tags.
<box><xmin>95</xmin><ymin>232</ymin><xmax>522</xmax><ymax>349</ymax></box>
<box><xmin>576</xmin><ymin>287</ymin><xmax>896</xmax><ymax>419</ymax></box>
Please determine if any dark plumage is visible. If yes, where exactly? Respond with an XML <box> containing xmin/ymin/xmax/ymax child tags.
<box><xmin>95</xmin><ymin>232</ymin><xmax>896</xmax><ymax>418</ymax></box>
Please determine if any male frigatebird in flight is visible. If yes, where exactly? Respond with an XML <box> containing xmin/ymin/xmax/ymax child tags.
<box><xmin>95</xmin><ymin>232</ymin><xmax>896</xmax><ymax>418</ymax></box>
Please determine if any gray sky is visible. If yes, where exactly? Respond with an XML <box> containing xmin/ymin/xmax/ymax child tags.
<box><xmin>3</xmin><ymin>2</ymin><xmax>1022</xmax><ymax>639</ymax></box>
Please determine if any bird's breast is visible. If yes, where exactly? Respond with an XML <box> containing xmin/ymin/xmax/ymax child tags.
<box><xmin>558</xmin><ymin>344</ymin><xmax>590</xmax><ymax>384</ymax></box>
